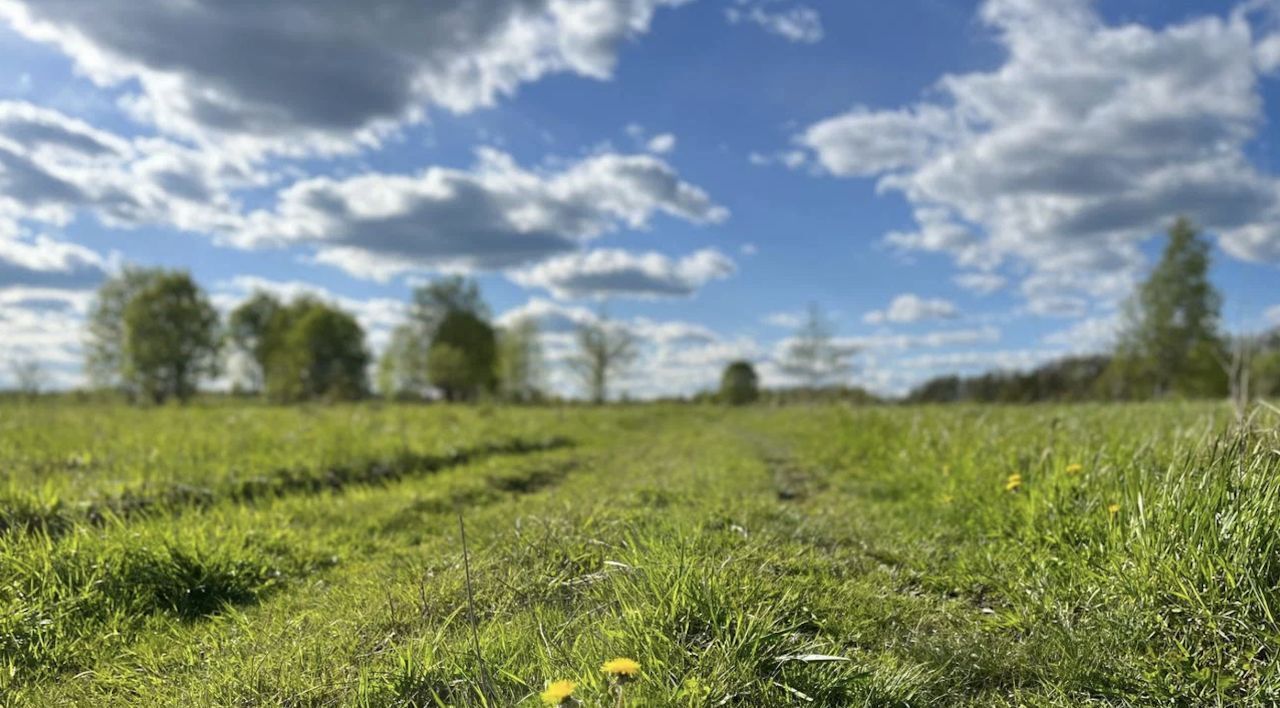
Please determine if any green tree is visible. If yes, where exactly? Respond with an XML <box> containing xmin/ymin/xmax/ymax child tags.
<box><xmin>1110</xmin><ymin>217</ymin><xmax>1227</xmax><ymax>398</ymax></box>
<box><xmin>569</xmin><ymin>316</ymin><xmax>637</xmax><ymax>404</ymax></box>
<box><xmin>121</xmin><ymin>271</ymin><xmax>221</xmax><ymax>404</ymax></box>
<box><xmin>719</xmin><ymin>360</ymin><xmax>759</xmax><ymax>405</ymax></box>
<box><xmin>85</xmin><ymin>266</ymin><xmax>166</xmax><ymax>393</ymax></box>
<box><xmin>427</xmin><ymin>310</ymin><xmax>496</xmax><ymax>401</ymax></box>
<box><xmin>496</xmin><ymin>317</ymin><xmax>543</xmax><ymax>402</ymax></box>
<box><xmin>410</xmin><ymin>276</ymin><xmax>489</xmax><ymax>337</ymax></box>
<box><xmin>377</xmin><ymin>323</ymin><xmax>432</xmax><ymax>399</ymax></box>
<box><xmin>780</xmin><ymin>303</ymin><xmax>852</xmax><ymax>389</ymax></box>
<box><xmin>267</xmin><ymin>301</ymin><xmax>369</xmax><ymax>402</ymax></box>
<box><xmin>227</xmin><ymin>291</ymin><xmax>285</xmax><ymax>393</ymax></box>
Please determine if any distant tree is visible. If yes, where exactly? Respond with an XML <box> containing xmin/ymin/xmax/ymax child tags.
<box><xmin>85</xmin><ymin>266</ymin><xmax>166</xmax><ymax>392</ymax></box>
<box><xmin>8</xmin><ymin>359</ymin><xmax>45</xmax><ymax>398</ymax></box>
<box><xmin>427</xmin><ymin>310</ymin><xmax>496</xmax><ymax>401</ymax></box>
<box><xmin>377</xmin><ymin>323</ymin><xmax>432</xmax><ymax>399</ymax></box>
<box><xmin>719</xmin><ymin>360</ymin><xmax>759</xmax><ymax>405</ymax></box>
<box><xmin>410</xmin><ymin>276</ymin><xmax>489</xmax><ymax>337</ymax></box>
<box><xmin>569</xmin><ymin>316</ymin><xmax>637</xmax><ymax>404</ymax></box>
<box><xmin>227</xmin><ymin>291</ymin><xmax>285</xmax><ymax>393</ymax></box>
<box><xmin>122</xmin><ymin>271</ymin><xmax>221</xmax><ymax>404</ymax></box>
<box><xmin>426</xmin><ymin>344</ymin><xmax>472</xmax><ymax>402</ymax></box>
<box><xmin>1110</xmin><ymin>217</ymin><xmax>1226</xmax><ymax>398</ymax></box>
<box><xmin>267</xmin><ymin>301</ymin><xmax>369</xmax><ymax>402</ymax></box>
<box><xmin>497</xmin><ymin>317</ymin><xmax>543</xmax><ymax>402</ymax></box>
<box><xmin>780</xmin><ymin>303</ymin><xmax>852</xmax><ymax>389</ymax></box>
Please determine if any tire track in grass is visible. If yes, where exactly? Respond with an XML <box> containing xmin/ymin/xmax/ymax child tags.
<box><xmin>0</xmin><ymin>435</ymin><xmax>574</xmax><ymax>540</ymax></box>
<box><xmin>1</xmin><ymin>446</ymin><xmax>586</xmax><ymax>694</ymax></box>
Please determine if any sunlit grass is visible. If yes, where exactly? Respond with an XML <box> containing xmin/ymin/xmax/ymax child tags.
<box><xmin>1</xmin><ymin>400</ymin><xmax>1277</xmax><ymax>705</ymax></box>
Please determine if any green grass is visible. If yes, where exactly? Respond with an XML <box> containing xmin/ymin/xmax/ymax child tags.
<box><xmin>1</xmin><ymin>400</ymin><xmax>1278</xmax><ymax>705</ymax></box>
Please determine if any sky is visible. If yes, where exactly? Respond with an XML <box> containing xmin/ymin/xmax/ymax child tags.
<box><xmin>1</xmin><ymin>0</ymin><xmax>1279</xmax><ymax>398</ymax></box>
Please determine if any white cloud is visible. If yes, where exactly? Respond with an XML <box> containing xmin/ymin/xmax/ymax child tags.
<box><xmin>1265</xmin><ymin>304</ymin><xmax>1280</xmax><ymax>326</ymax></box>
<box><xmin>799</xmin><ymin>0</ymin><xmax>1280</xmax><ymax>311</ymax></box>
<box><xmin>509</xmin><ymin>247</ymin><xmax>734</xmax><ymax>299</ymax></box>
<box><xmin>835</xmin><ymin>325</ymin><xmax>1000</xmax><ymax>352</ymax></box>
<box><xmin>1257</xmin><ymin>33</ymin><xmax>1280</xmax><ymax>73</ymax></box>
<box><xmin>763</xmin><ymin>310</ymin><xmax>804</xmax><ymax>328</ymax></box>
<box><xmin>726</xmin><ymin>2</ymin><xmax>823</xmax><ymax>44</ymax></box>
<box><xmin>646</xmin><ymin>133</ymin><xmax>676</xmax><ymax>154</ymax></box>
<box><xmin>863</xmin><ymin>293</ymin><xmax>958</xmax><ymax>324</ymax></box>
<box><xmin>0</xmin><ymin>232</ymin><xmax>111</xmax><ymax>290</ymax></box>
<box><xmin>1042</xmin><ymin>313</ymin><xmax>1121</xmax><ymax>352</ymax></box>
<box><xmin>953</xmin><ymin>271</ymin><xmax>1006</xmax><ymax>294</ymax></box>
<box><xmin>237</xmin><ymin>148</ymin><xmax>727</xmax><ymax>281</ymax></box>
<box><xmin>0</xmin><ymin>0</ymin><xmax>690</xmax><ymax>157</ymax></box>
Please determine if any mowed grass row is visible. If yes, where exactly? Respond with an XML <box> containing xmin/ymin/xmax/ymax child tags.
<box><xmin>2</xmin><ymin>401</ymin><xmax>1278</xmax><ymax>705</ymax></box>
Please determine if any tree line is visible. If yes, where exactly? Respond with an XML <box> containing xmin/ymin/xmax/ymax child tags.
<box><xmin>81</xmin><ymin>271</ymin><xmax>639</xmax><ymax>405</ymax></box>
<box><xmin>906</xmin><ymin>218</ymin><xmax>1280</xmax><ymax>404</ymax></box>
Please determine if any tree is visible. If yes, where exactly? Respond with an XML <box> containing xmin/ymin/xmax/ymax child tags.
<box><xmin>267</xmin><ymin>301</ymin><xmax>369</xmax><ymax>402</ymax></box>
<box><xmin>377</xmin><ymin>323</ymin><xmax>432</xmax><ymax>399</ymax></box>
<box><xmin>410</xmin><ymin>276</ymin><xmax>489</xmax><ymax>337</ymax></box>
<box><xmin>427</xmin><ymin>310</ymin><xmax>496</xmax><ymax>401</ymax></box>
<box><xmin>780</xmin><ymin>303</ymin><xmax>852</xmax><ymax>389</ymax></box>
<box><xmin>227</xmin><ymin>291</ymin><xmax>285</xmax><ymax>393</ymax></box>
<box><xmin>719</xmin><ymin>360</ymin><xmax>759</xmax><ymax>405</ymax></box>
<box><xmin>8</xmin><ymin>359</ymin><xmax>45</xmax><ymax>398</ymax></box>
<box><xmin>1110</xmin><ymin>217</ymin><xmax>1226</xmax><ymax>398</ymax></box>
<box><xmin>85</xmin><ymin>266</ymin><xmax>166</xmax><ymax>392</ymax></box>
<box><xmin>121</xmin><ymin>271</ymin><xmax>221</xmax><ymax>403</ymax></box>
<box><xmin>497</xmin><ymin>317</ymin><xmax>543</xmax><ymax>402</ymax></box>
<box><xmin>569</xmin><ymin>316</ymin><xmax>637</xmax><ymax>403</ymax></box>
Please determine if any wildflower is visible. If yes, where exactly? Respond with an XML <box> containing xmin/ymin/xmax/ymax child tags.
<box><xmin>941</xmin><ymin>494</ymin><xmax>954</xmax><ymax>505</ymax></box>
<box><xmin>1004</xmin><ymin>473</ymin><xmax>1023</xmax><ymax>492</ymax></box>
<box><xmin>602</xmin><ymin>657</ymin><xmax>641</xmax><ymax>680</ymax></box>
<box><xmin>942</xmin><ymin>464</ymin><xmax>951</xmax><ymax>477</ymax></box>
<box><xmin>1065</xmin><ymin>463</ymin><xmax>1083</xmax><ymax>475</ymax></box>
<box><xmin>1107</xmin><ymin>503</ymin><xmax>1121</xmax><ymax>518</ymax></box>
<box><xmin>541</xmin><ymin>680</ymin><xmax>577</xmax><ymax>706</ymax></box>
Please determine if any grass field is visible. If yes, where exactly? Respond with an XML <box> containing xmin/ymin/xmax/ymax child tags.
<box><xmin>1</xmin><ymin>400</ymin><xmax>1278</xmax><ymax>706</ymax></box>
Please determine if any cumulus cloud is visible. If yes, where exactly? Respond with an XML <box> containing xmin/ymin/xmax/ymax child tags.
<box><xmin>863</xmin><ymin>293</ymin><xmax>958</xmax><ymax>324</ymax></box>
<box><xmin>646</xmin><ymin>133</ymin><xmax>676</xmax><ymax>154</ymax></box>
<box><xmin>763</xmin><ymin>310</ymin><xmax>804</xmax><ymax>328</ymax></box>
<box><xmin>509</xmin><ymin>247</ymin><xmax>734</xmax><ymax>299</ymax></box>
<box><xmin>0</xmin><ymin>101</ymin><xmax>252</xmax><ymax>240</ymax></box>
<box><xmin>237</xmin><ymin>148</ymin><xmax>726</xmax><ymax>281</ymax></box>
<box><xmin>0</xmin><ymin>0</ymin><xmax>689</xmax><ymax>156</ymax></box>
<box><xmin>726</xmin><ymin>1</ymin><xmax>823</xmax><ymax>44</ymax></box>
<box><xmin>0</xmin><ymin>233</ymin><xmax>111</xmax><ymax>290</ymax></box>
<box><xmin>799</xmin><ymin>0</ymin><xmax>1280</xmax><ymax>311</ymax></box>
<box><xmin>836</xmin><ymin>326</ymin><xmax>1000</xmax><ymax>352</ymax></box>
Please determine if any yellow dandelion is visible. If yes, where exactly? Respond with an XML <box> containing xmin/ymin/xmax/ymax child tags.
<box><xmin>942</xmin><ymin>464</ymin><xmax>952</xmax><ymax>477</ymax></box>
<box><xmin>602</xmin><ymin>657</ymin><xmax>641</xmax><ymax>678</ymax></box>
<box><xmin>1107</xmin><ymin>502</ymin><xmax>1121</xmax><ymax>517</ymax></box>
<box><xmin>941</xmin><ymin>494</ymin><xmax>954</xmax><ymax>505</ymax></box>
<box><xmin>540</xmin><ymin>680</ymin><xmax>576</xmax><ymax>706</ymax></box>
<box><xmin>1004</xmin><ymin>473</ymin><xmax>1023</xmax><ymax>492</ymax></box>
<box><xmin>1064</xmin><ymin>463</ymin><xmax>1083</xmax><ymax>475</ymax></box>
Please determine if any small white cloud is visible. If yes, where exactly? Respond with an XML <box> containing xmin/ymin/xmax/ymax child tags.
<box><xmin>726</xmin><ymin>2</ymin><xmax>823</xmax><ymax>44</ymax></box>
<box><xmin>740</xmin><ymin>242</ymin><xmax>758</xmax><ymax>256</ymax></box>
<box><xmin>763</xmin><ymin>310</ymin><xmax>804</xmax><ymax>328</ymax></box>
<box><xmin>1265</xmin><ymin>304</ymin><xmax>1280</xmax><ymax>326</ymax></box>
<box><xmin>646</xmin><ymin>133</ymin><xmax>676</xmax><ymax>154</ymax></box>
<box><xmin>864</xmin><ymin>293</ymin><xmax>958</xmax><ymax>324</ymax></box>
<box><xmin>1257</xmin><ymin>33</ymin><xmax>1280</xmax><ymax>74</ymax></box>
<box><xmin>953</xmin><ymin>272</ymin><xmax>1006</xmax><ymax>294</ymax></box>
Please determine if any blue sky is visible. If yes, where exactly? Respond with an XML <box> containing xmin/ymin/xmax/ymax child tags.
<box><xmin>1</xmin><ymin>0</ymin><xmax>1279</xmax><ymax>397</ymax></box>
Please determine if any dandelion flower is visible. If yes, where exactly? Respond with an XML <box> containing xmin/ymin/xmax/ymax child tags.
<box><xmin>1065</xmin><ymin>463</ymin><xmax>1083</xmax><ymax>475</ymax></box>
<box><xmin>541</xmin><ymin>680</ymin><xmax>576</xmax><ymax>705</ymax></box>
<box><xmin>602</xmin><ymin>657</ymin><xmax>641</xmax><ymax>679</ymax></box>
<box><xmin>1107</xmin><ymin>503</ymin><xmax>1121</xmax><ymax>517</ymax></box>
<box><xmin>1004</xmin><ymin>473</ymin><xmax>1023</xmax><ymax>492</ymax></box>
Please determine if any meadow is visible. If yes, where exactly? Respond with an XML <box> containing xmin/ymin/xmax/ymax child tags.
<box><xmin>1</xmin><ymin>400</ymin><xmax>1278</xmax><ymax>706</ymax></box>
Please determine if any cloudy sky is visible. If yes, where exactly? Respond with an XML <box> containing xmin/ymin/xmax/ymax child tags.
<box><xmin>2</xmin><ymin>0</ymin><xmax>1280</xmax><ymax>397</ymax></box>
